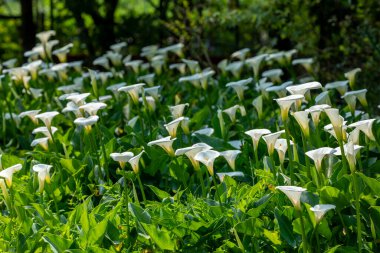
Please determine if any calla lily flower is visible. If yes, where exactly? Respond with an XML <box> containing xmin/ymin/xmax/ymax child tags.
<box><xmin>292</xmin><ymin>58</ymin><xmax>314</xmax><ymax>73</ymax></box>
<box><xmin>263</xmin><ymin>130</ymin><xmax>285</xmax><ymax>156</ymax></box>
<box><xmin>128</xmin><ymin>151</ymin><xmax>144</xmax><ymax>174</ymax></box>
<box><xmin>169</xmin><ymin>63</ymin><xmax>187</xmax><ymax>74</ymax></box>
<box><xmin>66</xmin><ymin>93</ymin><xmax>90</xmax><ymax>106</ymax></box>
<box><xmin>348</xmin><ymin>119</ymin><xmax>376</xmax><ymax>141</ymax></box>
<box><xmin>310</xmin><ymin>204</ymin><xmax>336</xmax><ymax>224</ymax></box>
<box><xmin>252</xmin><ymin>95</ymin><xmax>263</xmax><ymax>119</ymax></box>
<box><xmin>194</xmin><ymin>150</ymin><xmax>220</xmax><ymax>176</ymax></box>
<box><xmin>53</xmin><ymin>43</ymin><xmax>73</xmax><ymax>63</ymax></box>
<box><xmin>36</xmin><ymin>30</ymin><xmax>56</xmax><ymax>45</ymax></box>
<box><xmin>226</xmin><ymin>77</ymin><xmax>252</xmax><ymax>101</ymax></box>
<box><xmin>148</xmin><ymin>136</ymin><xmax>176</xmax><ymax>156</ymax></box>
<box><xmin>140</xmin><ymin>96</ymin><xmax>156</xmax><ymax>112</ymax></box>
<box><xmin>348</xmin><ymin>128</ymin><xmax>361</xmax><ymax>145</ymax></box>
<box><xmin>0</xmin><ymin>164</ymin><xmax>22</xmax><ymax>187</ymax></box>
<box><xmin>245</xmin><ymin>129</ymin><xmax>271</xmax><ymax>151</ymax></box>
<box><xmin>245</xmin><ymin>54</ymin><xmax>267</xmax><ymax>78</ymax></box>
<box><xmin>305</xmin><ymin>104</ymin><xmax>331</xmax><ymax>127</ymax></box>
<box><xmin>324</xmin><ymin>122</ymin><xmax>348</xmax><ymax>142</ymax></box>
<box><xmin>79</xmin><ymin>102</ymin><xmax>107</xmax><ymax>116</ymax></box>
<box><xmin>306</xmin><ymin>147</ymin><xmax>336</xmax><ymax>172</ymax></box>
<box><xmin>164</xmin><ymin>117</ymin><xmax>184</xmax><ymax>138</ymax></box>
<box><xmin>0</xmin><ymin>179</ymin><xmax>10</xmax><ymax>209</ymax></box>
<box><xmin>324</xmin><ymin>108</ymin><xmax>345</xmax><ymax>141</ymax></box>
<box><xmin>23</xmin><ymin>60</ymin><xmax>43</xmax><ymax>80</ymax></box>
<box><xmin>110</xmin><ymin>41</ymin><xmax>127</xmax><ymax>53</ymax></box>
<box><xmin>334</xmin><ymin>142</ymin><xmax>363</xmax><ymax>172</ymax></box>
<box><xmin>192</xmin><ymin>127</ymin><xmax>214</xmax><ymax>136</ymax></box>
<box><xmin>106</xmin><ymin>82</ymin><xmax>126</xmax><ymax>96</ymax></box>
<box><xmin>216</xmin><ymin>171</ymin><xmax>244</xmax><ymax>182</ymax></box>
<box><xmin>35</xmin><ymin>111</ymin><xmax>59</xmax><ymax>129</ymax></box>
<box><xmin>62</xmin><ymin>101</ymin><xmax>81</xmax><ymax>117</ymax></box>
<box><xmin>217</xmin><ymin>59</ymin><xmax>228</xmax><ymax>74</ymax></box>
<box><xmin>274</xmin><ymin>138</ymin><xmax>291</xmax><ymax>165</ymax></box>
<box><xmin>124</xmin><ymin>60</ymin><xmax>143</xmax><ymax>73</ymax></box>
<box><xmin>315</xmin><ymin>91</ymin><xmax>331</xmax><ymax>105</ymax></box>
<box><xmin>223</xmin><ymin>105</ymin><xmax>240</xmax><ymax>123</ymax></box>
<box><xmin>74</xmin><ymin>115</ymin><xmax>99</xmax><ymax>132</ymax></box>
<box><xmin>220</xmin><ymin>150</ymin><xmax>241</xmax><ymax>170</ymax></box>
<box><xmin>274</xmin><ymin>94</ymin><xmax>304</xmax><ymax>121</ymax></box>
<box><xmin>169</xmin><ymin>103</ymin><xmax>189</xmax><ymax>119</ymax></box>
<box><xmin>262</xmin><ymin>69</ymin><xmax>283</xmax><ymax>83</ymax></box>
<box><xmin>286</xmin><ymin>81</ymin><xmax>322</xmax><ymax>100</ymax></box>
<box><xmin>137</xmin><ymin>73</ymin><xmax>155</xmax><ymax>87</ymax></box>
<box><xmin>32</xmin><ymin>126</ymin><xmax>58</xmax><ymax>138</ymax></box>
<box><xmin>5</xmin><ymin>113</ymin><xmax>20</xmax><ymax>128</ymax></box>
<box><xmin>325</xmin><ymin>81</ymin><xmax>348</xmax><ymax>96</ymax></box>
<box><xmin>110</xmin><ymin>152</ymin><xmax>134</xmax><ymax>169</ymax></box>
<box><xmin>118</xmin><ymin>83</ymin><xmax>146</xmax><ymax>105</ymax></box>
<box><xmin>231</xmin><ymin>48</ymin><xmax>250</xmax><ymax>60</ymax></box>
<box><xmin>225</xmin><ymin>61</ymin><xmax>244</xmax><ymax>78</ymax></box>
<box><xmin>31</xmin><ymin>137</ymin><xmax>49</xmax><ymax>150</ymax></box>
<box><xmin>93</xmin><ymin>57</ymin><xmax>110</xmax><ymax>69</ymax></box>
<box><xmin>266</xmin><ymin>81</ymin><xmax>293</xmax><ymax>98</ymax></box>
<box><xmin>106</xmin><ymin>51</ymin><xmax>123</xmax><ymax>66</ymax></box>
<box><xmin>255</xmin><ymin>78</ymin><xmax>273</xmax><ymax>99</ymax></box>
<box><xmin>175</xmin><ymin>143</ymin><xmax>212</xmax><ymax>171</ymax></box>
<box><xmin>276</xmin><ymin>186</ymin><xmax>307</xmax><ymax>210</ymax></box>
<box><xmin>33</xmin><ymin>164</ymin><xmax>52</xmax><ymax>193</ymax></box>
<box><xmin>19</xmin><ymin>110</ymin><xmax>41</xmax><ymax>124</ymax></box>
<box><xmin>344</xmin><ymin>68</ymin><xmax>361</xmax><ymax>89</ymax></box>
<box><xmin>144</xmin><ymin>86</ymin><xmax>161</xmax><ymax>100</ymax></box>
<box><xmin>342</xmin><ymin>89</ymin><xmax>368</xmax><ymax>108</ymax></box>
<box><xmin>182</xmin><ymin>59</ymin><xmax>200</xmax><ymax>74</ymax></box>
<box><xmin>292</xmin><ymin>111</ymin><xmax>310</xmax><ymax>137</ymax></box>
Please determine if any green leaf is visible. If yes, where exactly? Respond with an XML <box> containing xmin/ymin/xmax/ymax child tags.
<box><xmin>234</xmin><ymin>217</ymin><xmax>263</xmax><ymax>236</ymax></box>
<box><xmin>357</xmin><ymin>172</ymin><xmax>380</xmax><ymax>194</ymax></box>
<box><xmin>274</xmin><ymin>207</ymin><xmax>297</xmax><ymax>248</ymax></box>
<box><xmin>87</xmin><ymin>218</ymin><xmax>108</xmax><ymax>246</ymax></box>
<box><xmin>147</xmin><ymin>185</ymin><xmax>170</xmax><ymax>200</ymax></box>
<box><xmin>263</xmin><ymin>229</ymin><xmax>282</xmax><ymax>245</ymax></box>
<box><xmin>370</xmin><ymin>206</ymin><xmax>380</xmax><ymax>239</ymax></box>
<box><xmin>43</xmin><ymin>233</ymin><xmax>72</xmax><ymax>253</ymax></box>
<box><xmin>128</xmin><ymin>203</ymin><xmax>151</xmax><ymax>224</ymax></box>
<box><xmin>142</xmin><ymin>224</ymin><xmax>175</xmax><ymax>251</ymax></box>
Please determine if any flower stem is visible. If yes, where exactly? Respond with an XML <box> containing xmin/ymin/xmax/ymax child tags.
<box><xmin>136</xmin><ymin>173</ymin><xmax>146</xmax><ymax>205</ymax></box>
<box><xmin>122</xmin><ymin>170</ymin><xmax>130</xmax><ymax>238</ymax></box>
<box><xmin>352</xmin><ymin>172</ymin><xmax>362</xmax><ymax>253</ymax></box>
<box><xmin>212</xmin><ymin>175</ymin><xmax>224</xmax><ymax>212</ymax></box>
<box><xmin>298</xmin><ymin>208</ymin><xmax>309</xmax><ymax>253</ymax></box>
<box><xmin>198</xmin><ymin>170</ymin><xmax>206</xmax><ymax>198</ymax></box>
<box><xmin>301</xmin><ymin>133</ymin><xmax>311</xmax><ymax>179</ymax></box>
<box><xmin>284</xmin><ymin>121</ymin><xmax>295</xmax><ymax>184</ymax></box>
<box><xmin>338</xmin><ymin>140</ymin><xmax>348</xmax><ymax>173</ymax></box>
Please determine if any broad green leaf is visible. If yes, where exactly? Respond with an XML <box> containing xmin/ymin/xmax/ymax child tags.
<box><xmin>87</xmin><ymin>218</ymin><xmax>108</xmax><ymax>246</ymax></box>
<box><xmin>263</xmin><ymin>229</ymin><xmax>282</xmax><ymax>245</ymax></box>
<box><xmin>43</xmin><ymin>233</ymin><xmax>72</xmax><ymax>253</ymax></box>
<box><xmin>357</xmin><ymin>172</ymin><xmax>380</xmax><ymax>194</ymax></box>
<box><xmin>274</xmin><ymin>207</ymin><xmax>297</xmax><ymax>248</ymax></box>
<box><xmin>142</xmin><ymin>223</ymin><xmax>175</xmax><ymax>251</ymax></box>
<box><xmin>235</xmin><ymin>217</ymin><xmax>263</xmax><ymax>236</ymax></box>
<box><xmin>147</xmin><ymin>185</ymin><xmax>170</xmax><ymax>200</ymax></box>
<box><xmin>128</xmin><ymin>203</ymin><xmax>151</xmax><ymax>224</ymax></box>
<box><xmin>370</xmin><ymin>206</ymin><xmax>380</xmax><ymax>238</ymax></box>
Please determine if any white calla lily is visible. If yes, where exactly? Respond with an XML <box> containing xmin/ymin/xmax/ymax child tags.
<box><xmin>194</xmin><ymin>150</ymin><xmax>220</xmax><ymax>176</ymax></box>
<box><xmin>33</xmin><ymin>164</ymin><xmax>52</xmax><ymax>192</ymax></box>
<box><xmin>306</xmin><ymin>148</ymin><xmax>336</xmax><ymax>172</ymax></box>
<box><xmin>220</xmin><ymin>150</ymin><xmax>241</xmax><ymax>170</ymax></box>
<box><xmin>148</xmin><ymin>136</ymin><xmax>176</xmax><ymax>156</ymax></box>
<box><xmin>0</xmin><ymin>164</ymin><xmax>22</xmax><ymax>187</ymax></box>
<box><xmin>310</xmin><ymin>204</ymin><xmax>336</xmax><ymax>223</ymax></box>
<box><xmin>276</xmin><ymin>186</ymin><xmax>307</xmax><ymax>210</ymax></box>
<box><xmin>263</xmin><ymin>130</ymin><xmax>285</xmax><ymax>156</ymax></box>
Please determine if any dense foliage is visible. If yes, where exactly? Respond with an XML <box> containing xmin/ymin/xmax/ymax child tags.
<box><xmin>0</xmin><ymin>29</ymin><xmax>380</xmax><ymax>252</ymax></box>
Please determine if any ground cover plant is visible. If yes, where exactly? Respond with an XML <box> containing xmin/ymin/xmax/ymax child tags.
<box><xmin>0</xmin><ymin>30</ymin><xmax>380</xmax><ymax>252</ymax></box>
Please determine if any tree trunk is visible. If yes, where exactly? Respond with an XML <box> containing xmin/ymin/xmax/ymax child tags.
<box><xmin>21</xmin><ymin>0</ymin><xmax>36</xmax><ymax>52</ymax></box>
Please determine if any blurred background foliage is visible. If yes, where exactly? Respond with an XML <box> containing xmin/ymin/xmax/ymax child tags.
<box><xmin>0</xmin><ymin>0</ymin><xmax>379</xmax><ymax>104</ymax></box>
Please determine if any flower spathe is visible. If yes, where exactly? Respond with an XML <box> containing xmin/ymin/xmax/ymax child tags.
<box><xmin>128</xmin><ymin>151</ymin><xmax>144</xmax><ymax>174</ymax></box>
<box><xmin>79</xmin><ymin>102</ymin><xmax>107</xmax><ymax>116</ymax></box>
<box><xmin>32</xmin><ymin>164</ymin><xmax>52</xmax><ymax>193</ymax></box>
<box><xmin>32</xmin><ymin>126</ymin><xmax>58</xmax><ymax>138</ymax></box>
<box><xmin>164</xmin><ymin>117</ymin><xmax>185</xmax><ymax>138</ymax></box>
<box><xmin>35</xmin><ymin>111</ymin><xmax>59</xmax><ymax>129</ymax></box>
<box><xmin>306</xmin><ymin>104</ymin><xmax>331</xmax><ymax>127</ymax></box>
<box><xmin>175</xmin><ymin>143</ymin><xmax>212</xmax><ymax>171</ymax></box>
<box><xmin>274</xmin><ymin>138</ymin><xmax>291</xmax><ymax>165</ymax></box>
<box><xmin>148</xmin><ymin>136</ymin><xmax>177</xmax><ymax>157</ymax></box>
<box><xmin>263</xmin><ymin>130</ymin><xmax>285</xmax><ymax>156</ymax></box>
<box><xmin>325</xmin><ymin>81</ymin><xmax>348</xmax><ymax>96</ymax></box>
<box><xmin>74</xmin><ymin>115</ymin><xmax>99</xmax><ymax>132</ymax></box>
<box><xmin>194</xmin><ymin>150</ymin><xmax>220</xmax><ymax>176</ymax></box>
<box><xmin>252</xmin><ymin>95</ymin><xmax>263</xmax><ymax>119</ymax></box>
<box><xmin>348</xmin><ymin>119</ymin><xmax>376</xmax><ymax>141</ymax></box>
<box><xmin>306</xmin><ymin>147</ymin><xmax>336</xmax><ymax>172</ymax></box>
<box><xmin>274</xmin><ymin>94</ymin><xmax>304</xmax><ymax>121</ymax></box>
<box><xmin>220</xmin><ymin>150</ymin><xmax>241</xmax><ymax>170</ymax></box>
<box><xmin>324</xmin><ymin>108</ymin><xmax>345</xmax><ymax>141</ymax></box>
<box><xmin>31</xmin><ymin>137</ymin><xmax>49</xmax><ymax>150</ymax></box>
<box><xmin>334</xmin><ymin>142</ymin><xmax>363</xmax><ymax>172</ymax></box>
<box><xmin>169</xmin><ymin>103</ymin><xmax>189</xmax><ymax>119</ymax></box>
<box><xmin>310</xmin><ymin>204</ymin><xmax>336</xmax><ymax>224</ymax></box>
<box><xmin>118</xmin><ymin>83</ymin><xmax>145</xmax><ymax>105</ymax></box>
<box><xmin>0</xmin><ymin>164</ymin><xmax>22</xmax><ymax>187</ymax></box>
<box><xmin>292</xmin><ymin>111</ymin><xmax>310</xmax><ymax>137</ymax></box>
<box><xmin>66</xmin><ymin>93</ymin><xmax>90</xmax><ymax>106</ymax></box>
<box><xmin>286</xmin><ymin>81</ymin><xmax>322</xmax><ymax>97</ymax></box>
<box><xmin>276</xmin><ymin>186</ymin><xmax>307</xmax><ymax>210</ymax></box>
<box><xmin>19</xmin><ymin>109</ymin><xmax>41</xmax><ymax>124</ymax></box>
<box><xmin>216</xmin><ymin>171</ymin><xmax>244</xmax><ymax>182</ymax></box>
<box><xmin>245</xmin><ymin>129</ymin><xmax>271</xmax><ymax>151</ymax></box>
<box><xmin>226</xmin><ymin>77</ymin><xmax>252</xmax><ymax>101</ymax></box>
<box><xmin>110</xmin><ymin>151</ymin><xmax>134</xmax><ymax>169</ymax></box>
<box><xmin>344</xmin><ymin>68</ymin><xmax>361</xmax><ymax>89</ymax></box>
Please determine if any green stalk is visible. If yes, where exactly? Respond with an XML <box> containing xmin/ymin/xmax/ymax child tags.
<box><xmin>95</xmin><ymin>124</ymin><xmax>109</xmax><ymax>181</ymax></box>
<box><xmin>298</xmin><ymin>208</ymin><xmax>309</xmax><ymax>253</ymax></box>
<box><xmin>352</xmin><ymin>172</ymin><xmax>362</xmax><ymax>253</ymax></box>
<box><xmin>212</xmin><ymin>175</ymin><xmax>224</xmax><ymax>212</ymax></box>
<box><xmin>284</xmin><ymin>121</ymin><xmax>295</xmax><ymax>184</ymax></box>
<box><xmin>198</xmin><ymin>170</ymin><xmax>206</xmax><ymax>198</ymax></box>
<box><xmin>89</xmin><ymin>129</ymin><xmax>102</xmax><ymax>181</ymax></box>
<box><xmin>136</xmin><ymin>173</ymin><xmax>147</xmax><ymax>205</ymax></box>
<box><xmin>301</xmin><ymin>133</ymin><xmax>311</xmax><ymax>179</ymax></box>
<box><xmin>254</xmin><ymin>146</ymin><xmax>259</xmax><ymax>170</ymax></box>
<box><xmin>338</xmin><ymin>139</ymin><xmax>348</xmax><ymax>173</ymax></box>
<box><xmin>122</xmin><ymin>170</ymin><xmax>130</xmax><ymax>238</ymax></box>
<box><xmin>311</xmin><ymin>223</ymin><xmax>321</xmax><ymax>253</ymax></box>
